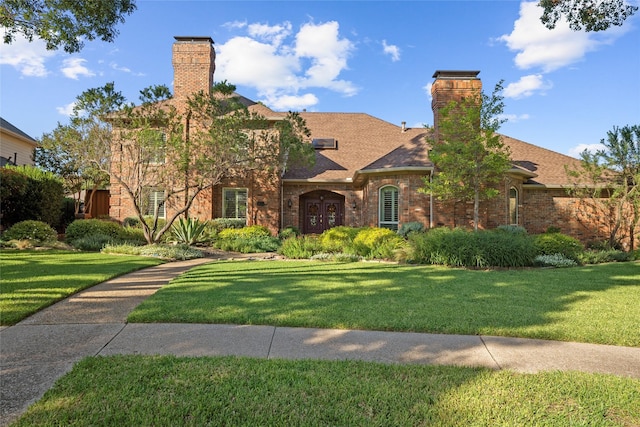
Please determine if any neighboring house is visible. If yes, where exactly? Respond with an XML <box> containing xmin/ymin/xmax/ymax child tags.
<box><xmin>109</xmin><ymin>36</ymin><xmax>621</xmax><ymax>245</ymax></box>
<box><xmin>0</xmin><ymin>117</ymin><xmax>38</xmax><ymax>166</ymax></box>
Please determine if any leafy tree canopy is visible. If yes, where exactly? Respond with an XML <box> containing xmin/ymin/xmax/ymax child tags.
<box><xmin>539</xmin><ymin>0</ymin><xmax>638</xmax><ymax>32</ymax></box>
<box><xmin>420</xmin><ymin>81</ymin><xmax>512</xmax><ymax>231</ymax></box>
<box><xmin>1</xmin><ymin>0</ymin><xmax>136</xmax><ymax>52</ymax></box>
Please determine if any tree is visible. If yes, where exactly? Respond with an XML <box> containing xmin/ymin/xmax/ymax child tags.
<box><xmin>35</xmin><ymin>82</ymin><xmax>123</xmax><ymax>216</ymax></box>
<box><xmin>539</xmin><ymin>0</ymin><xmax>638</xmax><ymax>32</ymax></box>
<box><xmin>420</xmin><ymin>81</ymin><xmax>512</xmax><ymax>232</ymax></box>
<box><xmin>108</xmin><ymin>81</ymin><xmax>314</xmax><ymax>244</ymax></box>
<box><xmin>1</xmin><ymin>0</ymin><xmax>136</xmax><ymax>53</ymax></box>
<box><xmin>566</xmin><ymin>125</ymin><xmax>640</xmax><ymax>250</ymax></box>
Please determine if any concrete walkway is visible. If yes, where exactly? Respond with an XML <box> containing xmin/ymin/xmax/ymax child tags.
<box><xmin>2</xmin><ymin>256</ymin><xmax>639</xmax><ymax>426</ymax></box>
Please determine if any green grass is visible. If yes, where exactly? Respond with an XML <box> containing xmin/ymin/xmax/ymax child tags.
<box><xmin>129</xmin><ymin>260</ymin><xmax>640</xmax><ymax>346</ymax></box>
<box><xmin>0</xmin><ymin>250</ymin><xmax>163</xmax><ymax>325</ymax></box>
<box><xmin>12</xmin><ymin>355</ymin><xmax>640</xmax><ymax>426</ymax></box>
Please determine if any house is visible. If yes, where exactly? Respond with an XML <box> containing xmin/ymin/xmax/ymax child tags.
<box><xmin>0</xmin><ymin>117</ymin><xmax>37</xmax><ymax>166</ymax></box>
<box><xmin>109</xmin><ymin>36</ymin><xmax>619</xmax><ymax>245</ymax></box>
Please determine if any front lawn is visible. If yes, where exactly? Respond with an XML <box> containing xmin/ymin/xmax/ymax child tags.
<box><xmin>0</xmin><ymin>250</ymin><xmax>163</xmax><ymax>325</ymax></box>
<box><xmin>129</xmin><ymin>260</ymin><xmax>640</xmax><ymax>347</ymax></box>
<box><xmin>12</xmin><ymin>355</ymin><xmax>640</xmax><ymax>426</ymax></box>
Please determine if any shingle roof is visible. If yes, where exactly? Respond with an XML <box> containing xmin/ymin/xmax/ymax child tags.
<box><xmin>253</xmin><ymin>104</ymin><xmax>580</xmax><ymax>187</ymax></box>
<box><xmin>0</xmin><ymin>117</ymin><xmax>37</xmax><ymax>144</ymax></box>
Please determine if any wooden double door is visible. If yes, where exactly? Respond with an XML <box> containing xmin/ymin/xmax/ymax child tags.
<box><xmin>302</xmin><ymin>192</ymin><xmax>344</xmax><ymax>234</ymax></box>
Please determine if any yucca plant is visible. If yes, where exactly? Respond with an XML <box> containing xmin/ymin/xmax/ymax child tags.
<box><xmin>170</xmin><ymin>217</ymin><xmax>209</xmax><ymax>246</ymax></box>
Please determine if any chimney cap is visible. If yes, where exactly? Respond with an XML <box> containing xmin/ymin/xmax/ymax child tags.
<box><xmin>174</xmin><ymin>36</ymin><xmax>214</xmax><ymax>44</ymax></box>
<box><xmin>432</xmin><ymin>70</ymin><xmax>480</xmax><ymax>79</ymax></box>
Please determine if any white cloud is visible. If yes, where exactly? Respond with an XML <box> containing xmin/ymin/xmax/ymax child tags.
<box><xmin>498</xmin><ymin>1</ymin><xmax>621</xmax><ymax>72</ymax></box>
<box><xmin>0</xmin><ymin>29</ymin><xmax>55</xmax><ymax>77</ymax></box>
<box><xmin>216</xmin><ymin>20</ymin><xmax>357</xmax><ymax>110</ymax></box>
<box><xmin>503</xmin><ymin>74</ymin><xmax>552</xmax><ymax>98</ymax></box>
<box><xmin>568</xmin><ymin>143</ymin><xmax>606</xmax><ymax>158</ymax></box>
<box><xmin>110</xmin><ymin>61</ymin><xmax>145</xmax><ymax>76</ymax></box>
<box><xmin>423</xmin><ymin>82</ymin><xmax>433</xmax><ymax>102</ymax></box>
<box><xmin>56</xmin><ymin>101</ymin><xmax>76</xmax><ymax>116</ymax></box>
<box><xmin>499</xmin><ymin>113</ymin><xmax>531</xmax><ymax>123</ymax></box>
<box><xmin>382</xmin><ymin>40</ymin><xmax>400</xmax><ymax>61</ymax></box>
<box><xmin>61</xmin><ymin>57</ymin><xmax>95</xmax><ymax>79</ymax></box>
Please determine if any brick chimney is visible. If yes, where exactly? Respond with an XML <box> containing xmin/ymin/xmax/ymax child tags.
<box><xmin>172</xmin><ymin>36</ymin><xmax>215</xmax><ymax>106</ymax></box>
<box><xmin>431</xmin><ymin>70</ymin><xmax>481</xmax><ymax>143</ymax></box>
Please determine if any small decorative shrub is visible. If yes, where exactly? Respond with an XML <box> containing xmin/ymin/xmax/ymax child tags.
<box><xmin>278</xmin><ymin>226</ymin><xmax>300</xmax><ymax>240</ymax></box>
<box><xmin>534</xmin><ymin>253</ymin><xmax>578</xmax><ymax>268</ymax></box>
<box><xmin>534</xmin><ymin>232</ymin><xmax>584</xmax><ymax>261</ymax></box>
<box><xmin>123</xmin><ymin>217</ymin><xmax>140</xmax><ymax>228</ymax></box>
<box><xmin>103</xmin><ymin>243</ymin><xmax>204</xmax><ymax>260</ymax></box>
<box><xmin>170</xmin><ymin>218</ymin><xmax>209</xmax><ymax>245</ymax></box>
<box><xmin>319</xmin><ymin>226</ymin><xmax>360</xmax><ymax>253</ymax></box>
<box><xmin>118</xmin><ymin>226</ymin><xmax>147</xmax><ymax>245</ymax></box>
<box><xmin>210</xmin><ymin>218</ymin><xmax>246</xmax><ymax>232</ymax></box>
<box><xmin>71</xmin><ymin>234</ymin><xmax>114</xmax><ymax>251</ymax></box>
<box><xmin>65</xmin><ymin>219</ymin><xmax>122</xmax><ymax>242</ymax></box>
<box><xmin>496</xmin><ymin>225</ymin><xmax>528</xmax><ymax>235</ymax></box>
<box><xmin>218</xmin><ymin>225</ymin><xmax>271</xmax><ymax>240</ymax></box>
<box><xmin>278</xmin><ymin>235</ymin><xmax>322</xmax><ymax>259</ymax></box>
<box><xmin>578</xmin><ymin>250</ymin><xmax>632</xmax><ymax>264</ymax></box>
<box><xmin>351</xmin><ymin>227</ymin><xmax>404</xmax><ymax>259</ymax></box>
<box><xmin>2</xmin><ymin>220</ymin><xmax>57</xmax><ymax>243</ymax></box>
<box><xmin>309</xmin><ymin>252</ymin><xmax>361</xmax><ymax>262</ymax></box>
<box><xmin>398</xmin><ymin>222</ymin><xmax>425</xmax><ymax>238</ymax></box>
<box><xmin>215</xmin><ymin>236</ymin><xmax>281</xmax><ymax>253</ymax></box>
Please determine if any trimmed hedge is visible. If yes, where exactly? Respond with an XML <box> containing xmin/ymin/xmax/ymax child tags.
<box><xmin>65</xmin><ymin>219</ymin><xmax>123</xmax><ymax>242</ymax></box>
<box><xmin>533</xmin><ymin>232</ymin><xmax>584</xmax><ymax>261</ymax></box>
<box><xmin>1</xmin><ymin>220</ymin><xmax>57</xmax><ymax>243</ymax></box>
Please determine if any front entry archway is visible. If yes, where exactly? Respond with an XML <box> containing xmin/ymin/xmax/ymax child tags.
<box><xmin>300</xmin><ymin>190</ymin><xmax>345</xmax><ymax>234</ymax></box>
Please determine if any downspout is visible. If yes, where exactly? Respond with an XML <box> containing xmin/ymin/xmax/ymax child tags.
<box><xmin>429</xmin><ymin>172</ymin><xmax>434</xmax><ymax>229</ymax></box>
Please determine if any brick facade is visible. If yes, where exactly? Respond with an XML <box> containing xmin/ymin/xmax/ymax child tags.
<box><xmin>107</xmin><ymin>36</ymin><xmax>636</xmax><ymax>249</ymax></box>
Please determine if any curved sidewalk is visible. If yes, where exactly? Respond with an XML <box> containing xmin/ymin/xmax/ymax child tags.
<box><xmin>2</xmin><ymin>256</ymin><xmax>639</xmax><ymax>425</ymax></box>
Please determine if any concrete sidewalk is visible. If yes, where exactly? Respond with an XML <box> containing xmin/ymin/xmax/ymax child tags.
<box><xmin>2</xmin><ymin>256</ymin><xmax>639</xmax><ymax>426</ymax></box>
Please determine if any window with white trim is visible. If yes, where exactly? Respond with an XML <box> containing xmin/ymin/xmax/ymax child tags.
<box><xmin>223</xmin><ymin>188</ymin><xmax>248</xmax><ymax>222</ymax></box>
<box><xmin>145</xmin><ymin>188</ymin><xmax>166</xmax><ymax>219</ymax></box>
<box><xmin>379</xmin><ymin>185</ymin><xmax>399</xmax><ymax>231</ymax></box>
<box><xmin>509</xmin><ymin>187</ymin><xmax>518</xmax><ymax>225</ymax></box>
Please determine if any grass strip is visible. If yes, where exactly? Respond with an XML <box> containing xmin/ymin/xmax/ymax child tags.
<box><xmin>12</xmin><ymin>355</ymin><xmax>640</xmax><ymax>426</ymax></box>
<box><xmin>129</xmin><ymin>260</ymin><xmax>640</xmax><ymax>346</ymax></box>
<box><xmin>0</xmin><ymin>250</ymin><xmax>163</xmax><ymax>325</ymax></box>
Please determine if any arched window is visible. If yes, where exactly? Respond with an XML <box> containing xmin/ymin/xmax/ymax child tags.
<box><xmin>509</xmin><ymin>187</ymin><xmax>518</xmax><ymax>225</ymax></box>
<box><xmin>379</xmin><ymin>186</ymin><xmax>399</xmax><ymax>231</ymax></box>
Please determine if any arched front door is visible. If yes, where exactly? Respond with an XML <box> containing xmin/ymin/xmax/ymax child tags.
<box><xmin>301</xmin><ymin>190</ymin><xmax>344</xmax><ymax>234</ymax></box>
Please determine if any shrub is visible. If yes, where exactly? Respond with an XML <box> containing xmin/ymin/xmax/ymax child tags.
<box><xmin>118</xmin><ymin>226</ymin><xmax>147</xmax><ymax>245</ymax></box>
<box><xmin>71</xmin><ymin>234</ymin><xmax>114</xmax><ymax>251</ymax></box>
<box><xmin>1</xmin><ymin>166</ymin><xmax>64</xmax><ymax>228</ymax></box>
<box><xmin>215</xmin><ymin>236</ymin><xmax>281</xmax><ymax>253</ymax></box>
<box><xmin>170</xmin><ymin>218</ymin><xmax>209</xmax><ymax>245</ymax></box>
<box><xmin>319</xmin><ymin>226</ymin><xmax>360</xmax><ymax>253</ymax></box>
<box><xmin>278</xmin><ymin>235</ymin><xmax>322</xmax><ymax>259</ymax></box>
<box><xmin>278</xmin><ymin>226</ymin><xmax>300</xmax><ymax>240</ymax></box>
<box><xmin>578</xmin><ymin>250</ymin><xmax>632</xmax><ymax>264</ymax></box>
<box><xmin>534</xmin><ymin>254</ymin><xmax>578</xmax><ymax>268</ymax></box>
<box><xmin>534</xmin><ymin>232</ymin><xmax>584</xmax><ymax>261</ymax></box>
<box><xmin>65</xmin><ymin>219</ymin><xmax>123</xmax><ymax>242</ymax></box>
<box><xmin>496</xmin><ymin>225</ymin><xmax>528</xmax><ymax>235</ymax></box>
<box><xmin>398</xmin><ymin>222</ymin><xmax>425</xmax><ymax>238</ymax></box>
<box><xmin>210</xmin><ymin>218</ymin><xmax>246</xmax><ymax>232</ymax></box>
<box><xmin>218</xmin><ymin>225</ymin><xmax>271</xmax><ymax>240</ymax></box>
<box><xmin>2</xmin><ymin>220</ymin><xmax>57</xmax><ymax>243</ymax></box>
<box><xmin>123</xmin><ymin>217</ymin><xmax>141</xmax><ymax>228</ymax></box>
<box><xmin>103</xmin><ymin>243</ymin><xmax>204</xmax><ymax>260</ymax></box>
<box><xmin>351</xmin><ymin>227</ymin><xmax>404</xmax><ymax>259</ymax></box>
<box><xmin>408</xmin><ymin>227</ymin><xmax>536</xmax><ymax>268</ymax></box>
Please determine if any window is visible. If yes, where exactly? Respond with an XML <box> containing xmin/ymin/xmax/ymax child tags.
<box><xmin>223</xmin><ymin>188</ymin><xmax>248</xmax><ymax>221</ymax></box>
<box><xmin>145</xmin><ymin>188</ymin><xmax>166</xmax><ymax>219</ymax></box>
<box><xmin>379</xmin><ymin>186</ymin><xmax>399</xmax><ymax>231</ymax></box>
<box><xmin>509</xmin><ymin>187</ymin><xmax>518</xmax><ymax>225</ymax></box>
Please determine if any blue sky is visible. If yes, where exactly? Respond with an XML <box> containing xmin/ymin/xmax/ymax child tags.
<box><xmin>1</xmin><ymin>0</ymin><xmax>639</xmax><ymax>158</ymax></box>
